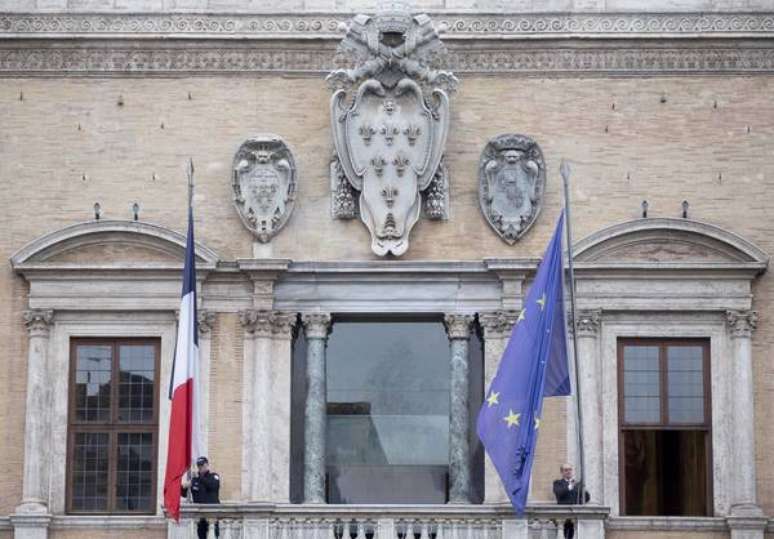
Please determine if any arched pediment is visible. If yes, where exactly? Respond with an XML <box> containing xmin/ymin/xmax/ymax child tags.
<box><xmin>573</xmin><ymin>218</ymin><xmax>768</xmax><ymax>268</ymax></box>
<box><xmin>10</xmin><ymin>220</ymin><xmax>220</xmax><ymax>268</ymax></box>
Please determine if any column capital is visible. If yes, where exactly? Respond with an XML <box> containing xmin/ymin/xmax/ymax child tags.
<box><xmin>444</xmin><ymin>313</ymin><xmax>475</xmax><ymax>340</ymax></box>
<box><xmin>301</xmin><ymin>312</ymin><xmax>332</xmax><ymax>339</ymax></box>
<box><xmin>198</xmin><ymin>310</ymin><xmax>217</xmax><ymax>336</ymax></box>
<box><xmin>23</xmin><ymin>309</ymin><xmax>53</xmax><ymax>337</ymax></box>
<box><xmin>239</xmin><ymin>309</ymin><xmax>275</xmax><ymax>337</ymax></box>
<box><xmin>726</xmin><ymin>310</ymin><xmax>758</xmax><ymax>338</ymax></box>
<box><xmin>570</xmin><ymin>309</ymin><xmax>602</xmax><ymax>337</ymax></box>
<box><xmin>271</xmin><ymin>312</ymin><xmax>297</xmax><ymax>338</ymax></box>
<box><xmin>479</xmin><ymin>310</ymin><xmax>518</xmax><ymax>339</ymax></box>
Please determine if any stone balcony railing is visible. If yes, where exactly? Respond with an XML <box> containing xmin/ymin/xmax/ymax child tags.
<box><xmin>171</xmin><ymin>503</ymin><xmax>609</xmax><ymax>539</ymax></box>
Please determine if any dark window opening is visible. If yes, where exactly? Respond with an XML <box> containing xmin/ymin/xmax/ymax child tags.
<box><xmin>618</xmin><ymin>339</ymin><xmax>712</xmax><ymax>516</ymax></box>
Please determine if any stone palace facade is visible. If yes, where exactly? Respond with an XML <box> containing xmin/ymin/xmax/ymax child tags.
<box><xmin>1</xmin><ymin>0</ymin><xmax>773</xmax><ymax>538</ymax></box>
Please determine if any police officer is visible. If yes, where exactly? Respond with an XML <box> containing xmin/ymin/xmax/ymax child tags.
<box><xmin>181</xmin><ymin>456</ymin><xmax>221</xmax><ymax>539</ymax></box>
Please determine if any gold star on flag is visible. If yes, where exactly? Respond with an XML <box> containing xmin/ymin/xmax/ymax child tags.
<box><xmin>536</xmin><ymin>293</ymin><xmax>546</xmax><ymax>311</ymax></box>
<box><xmin>486</xmin><ymin>391</ymin><xmax>500</xmax><ymax>407</ymax></box>
<box><xmin>517</xmin><ymin>308</ymin><xmax>526</xmax><ymax>324</ymax></box>
<box><xmin>503</xmin><ymin>409</ymin><xmax>521</xmax><ymax>428</ymax></box>
<box><xmin>534</xmin><ymin>417</ymin><xmax>541</xmax><ymax>430</ymax></box>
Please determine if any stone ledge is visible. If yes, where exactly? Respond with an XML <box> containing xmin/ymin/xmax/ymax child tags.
<box><xmin>49</xmin><ymin>515</ymin><xmax>167</xmax><ymax>529</ymax></box>
<box><xmin>606</xmin><ymin>516</ymin><xmax>728</xmax><ymax>531</ymax></box>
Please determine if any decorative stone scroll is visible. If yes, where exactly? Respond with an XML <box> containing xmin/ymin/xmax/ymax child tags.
<box><xmin>479</xmin><ymin>134</ymin><xmax>546</xmax><ymax>244</ymax></box>
<box><xmin>232</xmin><ymin>135</ymin><xmax>297</xmax><ymax>243</ymax></box>
<box><xmin>328</xmin><ymin>3</ymin><xmax>457</xmax><ymax>256</ymax></box>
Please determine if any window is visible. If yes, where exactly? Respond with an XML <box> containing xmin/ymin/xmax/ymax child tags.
<box><xmin>67</xmin><ymin>339</ymin><xmax>159</xmax><ymax>513</ymax></box>
<box><xmin>618</xmin><ymin>339</ymin><xmax>711</xmax><ymax>516</ymax></box>
<box><xmin>289</xmin><ymin>316</ymin><xmax>483</xmax><ymax>504</ymax></box>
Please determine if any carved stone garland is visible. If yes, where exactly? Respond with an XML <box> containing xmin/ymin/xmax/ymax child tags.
<box><xmin>327</xmin><ymin>4</ymin><xmax>457</xmax><ymax>256</ymax></box>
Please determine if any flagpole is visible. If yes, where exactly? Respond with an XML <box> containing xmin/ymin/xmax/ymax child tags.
<box><xmin>187</xmin><ymin>158</ymin><xmax>194</xmax><ymax>211</ymax></box>
<box><xmin>560</xmin><ymin>160</ymin><xmax>586</xmax><ymax>506</ymax></box>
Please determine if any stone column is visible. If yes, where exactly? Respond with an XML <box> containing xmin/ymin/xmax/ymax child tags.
<box><xmin>239</xmin><ymin>309</ymin><xmax>275</xmax><ymax>501</ymax></box>
<box><xmin>301</xmin><ymin>313</ymin><xmax>332</xmax><ymax>503</ymax></box>
<box><xmin>479</xmin><ymin>311</ymin><xmax>518</xmax><ymax>504</ymax></box>
<box><xmin>13</xmin><ymin>310</ymin><xmax>54</xmax><ymax>539</ymax></box>
<box><xmin>18</xmin><ymin>309</ymin><xmax>54</xmax><ymax>513</ymax></box>
<box><xmin>725</xmin><ymin>310</ymin><xmax>765</xmax><ymax>539</ymax></box>
<box><xmin>444</xmin><ymin>313</ymin><xmax>475</xmax><ymax>504</ymax></box>
<box><xmin>197</xmin><ymin>310</ymin><xmax>216</xmax><ymax>458</ymax></box>
<box><xmin>573</xmin><ymin>310</ymin><xmax>603</xmax><ymax>505</ymax></box>
<box><xmin>270</xmin><ymin>312</ymin><xmax>296</xmax><ymax>502</ymax></box>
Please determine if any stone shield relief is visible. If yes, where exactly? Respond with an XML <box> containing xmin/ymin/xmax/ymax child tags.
<box><xmin>328</xmin><ymin>7</ymin><xmax>457</xmax><ymax>256</ymax></box>
<box><xmin>232</xmin><ymin>135</ymin><xmax>296</xmax><ymax>243</ymax></box>
<box><xmin>479</xmin><ymin>134</ymin><xmax>546</xmax><ymax>244</ymax></box>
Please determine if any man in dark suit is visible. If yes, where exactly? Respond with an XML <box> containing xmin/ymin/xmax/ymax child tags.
<box><xmin>553</xmin><ymin>463</ymin><xmax>590</xmax><ymax>539</ymax></box>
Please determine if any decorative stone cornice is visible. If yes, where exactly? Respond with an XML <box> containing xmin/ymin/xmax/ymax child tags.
<box><xmin>197</xmin><ymin>310</ymin><xmax>216</xmax><ymax>336</ymax></box>
<box><xmin>300</xmin><ymin>312</ymin><xmax>331</xmax><ymax>340</ymax></box>
<box><xmin>725</xmin><ymin>310</ymin><xmax>758</xmax><ymax>338</ymax></box>
<box><xmin>2</xmin><ymin>13</ymin><xmax>773</xmax><ymax>41</ymax></box>
<box><xmin>239</xmin><ymin>309</ymin><xmax>274</xmax><ymax>337</ymax></box>
<box><xmin>23</xmin><ymin>309</ymin><xmax>53</xmax><ymax>336</ymax></box>
<box><xmin>479</xmin><ymin>310</ymin><xmax>518</xmax><ymax>339</ymax></box>
<box><xmin>571</xmin><ymin>309</ymin><xmax>602</xmax><ymax>337</ymax></box>
<box><xmin>444</xmin><ymin>314</ymin><xmax>475</xmax><ymax>340</ymax></box>
<box><xmin>2</xmin><ymin>43</ymin><xmax>774</xmax><ymax>76</ymax></box>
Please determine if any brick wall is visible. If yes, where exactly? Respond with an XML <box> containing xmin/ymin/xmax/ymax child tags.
<box><xmin>1</xmin><ymin>74</ymin><xmax>772</xmax><ymax>517</ymax></box>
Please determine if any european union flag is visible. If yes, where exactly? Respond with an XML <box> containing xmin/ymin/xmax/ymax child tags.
<box><xmin>477</xmin><ymin>212</ymin><xmax>571</xmax><ymax>514</ymax></box>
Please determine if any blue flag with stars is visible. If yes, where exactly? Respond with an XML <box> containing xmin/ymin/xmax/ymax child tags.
<box><xmin>477</xmin><ymin>212</ymin><xmax>571</xmax><ymax>515</ymax></box>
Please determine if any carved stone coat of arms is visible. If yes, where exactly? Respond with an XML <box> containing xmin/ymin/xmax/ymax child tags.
<box><xmin>328</xmin><ymin>4</ymin><xmax>457</xmax><ymax>256</ymax></box>
<box><xmin>479</xmin><ymin>134</ymin><xmax>546</xmax><ymax>244</ymax></box>
<box><xmin>232</xmin><ymin>135</ymin><xmax>296</xmax><ymax>243</ymax></box>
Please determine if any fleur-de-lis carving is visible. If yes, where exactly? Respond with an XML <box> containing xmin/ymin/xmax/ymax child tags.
<box><xmin>359</xmin><ymin>124</ymin><xmax>376</xmax><ymax>145</ymax></box>
<box><xmin>380</xmin><ymin>123</ymin><xmax>400</xmax><ymax>146</ymax></box>
<box><xmin>370</xmin><ymin>155</ymin><xmax>387</xmax><ymax>177</ymax></box>
<box><xmin>380</xmin><ymin>185</ymin><xmax>399</xmax><ymax>208</ymax></box>
<box><xmin>393</xmin><ymin>153</ymin><xmax>410</xmax><ymax>177</ymax></box>
<box><xmin>403</xmin><ymin>124</ymin><xmax>421</xmax><ymax>146</ymax></box>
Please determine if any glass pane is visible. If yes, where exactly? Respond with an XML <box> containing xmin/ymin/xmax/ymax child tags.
<box><xmin>667</xmin><ymin>346</ymin><xmax>705</xmax><ymax>424</ymax></box>
<box><xmin>71</xmin><ymin>432</ymin><xmax>110</xmax><ymax>511</ymax></box>
<box><xmin>622</xmin><ymin>429</ymin><xmax>708</xmax><ymax>516</ymax></box>
<box><xmin>75</xmin><ymin>345</ymin><xmax>113</xmax><ymax>422</ymax></box>
<box><xmin>325</xmin><ymin>320</ymin><xmax>450</xmax><ymax>503</ymax></box>
<box><xmin>116</xmin><ymin>432</ymin><xmax>154</xmax><ymax>512</ymax></box>
<box><xmin>623</xmin><ymin>345</ymin><xmax>661</xmax><ymax>423</ymax></box>
<box><xmin>118</xmin><ymin>344</ymin><xmax>156</xmax><ymax>423</ymax></box>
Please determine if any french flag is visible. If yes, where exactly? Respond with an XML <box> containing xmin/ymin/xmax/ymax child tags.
<box><xmin>163</xmin><ymin>206</ymin><xmax>202</xmax><ymax>521</ymax></box>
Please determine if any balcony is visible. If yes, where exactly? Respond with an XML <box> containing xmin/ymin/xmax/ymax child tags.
<box><xmin>172</xmin><ymin>503</ymin><xmax>609</xmax><ymax>538</ymax></box>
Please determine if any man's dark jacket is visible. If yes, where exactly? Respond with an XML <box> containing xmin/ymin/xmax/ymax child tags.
<box><xmin>181</xmin><ymin>471</ymin><xmax>221</xmax><ymax>503</ymax></box>
<box><xmin>553</xmin><ymin>479</ymin><xmax>590</xmax><ymax>504</ymax></box>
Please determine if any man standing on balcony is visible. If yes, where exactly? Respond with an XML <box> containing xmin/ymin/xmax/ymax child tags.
<box><xmin>553</xmin><ymin>463</ymin><xmax>590</xmax><ymax>539</ymax></box>
<box><xmin>182</xmin><ymin>456</ymin><xmax>221</xmax><ymax>539</ymax></box>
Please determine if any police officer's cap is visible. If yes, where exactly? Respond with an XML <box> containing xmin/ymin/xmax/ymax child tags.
<box><xmin>196</xmin><ymin>456</ymin><xmax>209</xmax><ymax>466</ymax></box>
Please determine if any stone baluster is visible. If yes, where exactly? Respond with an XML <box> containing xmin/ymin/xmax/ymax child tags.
<box><xmin>301</xmin><ymin>313</ymin><xmax>332</xmax><ymax>503</ymax></box>
<box><xmin>444</xmin><ymin>313</ymin><xmax>476</xmax><ymax>504</ymax></box>
<box><xmin>479</xmin><ymin>310</ymin><xmax>518</xmax><ymax>504</ymax></box>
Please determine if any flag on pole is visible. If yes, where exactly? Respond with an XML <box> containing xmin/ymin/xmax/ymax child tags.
<box><xmin>477</xmin><ymin>212</ymin><xmax>571</xmax><ymax>514</ymax></box>
<box><xmin>163</xmin><ymin>205</ymin><xmax>202</xmax><ymax>521</ymax></box>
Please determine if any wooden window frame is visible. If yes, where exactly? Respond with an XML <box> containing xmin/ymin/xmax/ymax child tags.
<box><xmin>66</xmin><ymin>338</ymin><xmax>160</xmax><ymax>514</ymax></box>
<box><xmin>617</xmin><ymin>338</ymin><xmax>713</xmax><ymax>516</ymax></box>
